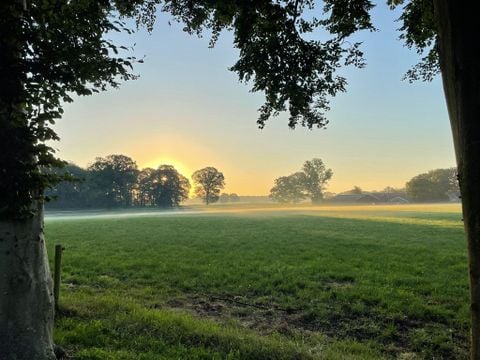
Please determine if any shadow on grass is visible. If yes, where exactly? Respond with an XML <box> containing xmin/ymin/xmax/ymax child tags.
<box><xmin>48</xmin><ymin>212</ymin><xmax>468</xmax><ymax>359</ymax></box>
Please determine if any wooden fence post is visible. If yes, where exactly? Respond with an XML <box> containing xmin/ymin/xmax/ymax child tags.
<box><xmin>54</xmin><ymin>244</ymin><xmax>63</xmax><ymax>312</ymax></box>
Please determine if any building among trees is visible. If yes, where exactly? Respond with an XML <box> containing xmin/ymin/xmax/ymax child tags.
<box><xmin>330</xmin><ymin>193</ymin><xmax>380</xmax><ymax>204</ymax></box>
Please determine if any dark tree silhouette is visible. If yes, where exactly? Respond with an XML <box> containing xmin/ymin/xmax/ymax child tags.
<box><xmin>219</xmin><ymin>193</ymin><xmax>240</xmax><ymax>203</ymax></box>
<box><xmin>270</xmin><ymin>158</ymin><xmax>332</xmax><ymax>203</ymax></box>
<box><xmin>192</xmin><ymin>167</ymin><xmax>225</xmax><ymax>205</ymax></box>
<box><xmin>87</xmin><ymin>155</ymin><xmax>139</xmax><ymax>208</ymax></box>
<box><xmin>136</xmin><ymin>168</ymin><xmax>157</xmax><ymax>207</ymax></box>
<box><xmin>45</xmin><ymin>163</ymin><xmax>88</xmax><ymax>209</ymax></box>
<box><xmin>46</xmin><ymin>161</ymin><xmax>191</xmax><ymax>209</ymax></box>
<box><xmin>229</xmin><ymin>193</ymin><xmax>240</xmax><ymax>203</ymax></box>
<box><xmin>406</xmin><ymin>168</ymin><xmax>458</xmax><ymax>202</ymax></box>
<box><xmin>301</xmin><ymin>158</ymin><xmax>333</xmax><ymax>203</ymax></box>
<box><xmin>270</xmin><ymin>172</ymin><xmax>306</xmax><ymax>204</ymax></box>
<box><xmin>138</xmin><ymin>165</ymin><xmax>190</xmax><ymax>207</ymax></box>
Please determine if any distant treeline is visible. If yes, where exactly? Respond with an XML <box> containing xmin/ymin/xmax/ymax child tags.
<box><xmin>48</xmin><ymin>155</ymin><xmax>459</xmax><ymax>209</ymax></box>
<box><xmin>334</xmin><ymin>168</ymin><xmax>459</xmax><ymax>204</ymax></box>
<box><xmin>270</xmin><ymin>159</ymin><xmax>459</xmax><ymax>204</ymax></box>
<box><xmin>326</xmin><ymin>168</ymin><xmax>459</xmax><ymax>204</ymax></box>
<box><xmin>46</xmin><ymin>155</ymin><xmax>227</xmax><ymax>209</ymax></box>
<box><xmin>405</xmin><ymin>168</ymin><xmax>459</xmax><ymax>202</ymax></box>
<box><xmin>325</xmin><ymin>168</ymin><xmax>459</xmax><ymax>204</ymax></box>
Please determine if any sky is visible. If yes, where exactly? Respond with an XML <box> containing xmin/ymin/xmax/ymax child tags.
<box><xmin>53</xmin><ymin>3</ymin><xmax>455</xmax><ymax>196</ymax></box>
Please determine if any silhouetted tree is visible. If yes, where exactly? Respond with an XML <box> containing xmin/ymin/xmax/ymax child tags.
<box><xmin>147</xmin><ymin>165</ymin><xmax>190</xmax><ymax>207</ymax></box>
<box><xmin>270</xmin><ymin>172</ymin><xmax>306</xmax><ymax>204</ymax></box>
<box><xmin>46</xmin><ymin>161</ymin><xmax>190</xmax><ymax>209</ymax></box>
<box><xmin>270</xmin><ymin>159</ymin><xmax>332</xmax><ymax>203</ymax></box>
<box><xmin>45</xmin><ymin>163</ymin><xmax>88</xmax><ymax>209</ymax></box>
<box><xmin>192</xmin><ymin>167</ymin><xmax>225</xmax><ymax>205</ymax></box>
<box><xmin>219</xmin><ymin>193</ymin><xmax>230</xmax><ymax>203</ymax></box>
<box><xmin>219</xmin><ymin>193</ymin><xmax>241</xmax><ymax>203</ymax></box>
<box><xmin>136</xmin><ymin>167</ymin><xmax>156</xmax><ymax>207</ymax></box>
<box><xmin>406</xmin><ymin>168</ymin><xmax>458</xmax><ymax>202</ymax></box>
<box><xmin>87</xmin><ymin>155</ymin><xmax>139</xmax><ymax>208</ymax></box>
<box><xmin>301</xmin><ymin>158</ymin><xmax>333</xmax><ymax>203</ymax></box>
<box><xmin>229</xmin><ymin>193</ymin><xmax>240</xmax><ymax>202</ymax></box>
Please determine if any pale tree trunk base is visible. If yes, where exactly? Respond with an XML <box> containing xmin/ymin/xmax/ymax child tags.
<box><xmin>0</xmin><ymin>202</ymin><xmax>56</xmax><ymax>360</ymax></box>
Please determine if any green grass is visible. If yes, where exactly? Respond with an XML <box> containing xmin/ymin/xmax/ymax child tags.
<box><xmin>46</xmin><ymin>204</ymin><xmax>469</xmax><ymax>359</ymax></box>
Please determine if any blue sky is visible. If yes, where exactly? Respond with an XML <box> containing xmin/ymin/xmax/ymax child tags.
<box><xmin>53</xmin><ymin>3</ymin><xmax>455</xmax><ymax>195</ymax></box>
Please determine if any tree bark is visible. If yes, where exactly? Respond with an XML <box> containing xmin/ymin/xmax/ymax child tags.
<box><xmin>0</xmin><ymin>202</ymin><xmax>56</xmax><ymax>360</ymax></box>
<box><xmin>0</xmin><ymin>2</ymin><xmax>56</xmax><ymax>358</ymax></box>
<box><xmin>433</xmin><ymin>2</ymin><xmax>480</xmax><ymax>358</ymax></box>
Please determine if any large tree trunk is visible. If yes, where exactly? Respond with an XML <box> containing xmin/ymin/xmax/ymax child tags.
<box><xmin>0</xmin><ymin>202</ymin><xmax>56</xmax><ymax>360</ymax></box>
<box><xmin>433</xmin><ymin>2</ymin><xmax>480</xmax><ymax>358</ymax></box>
<box><xmin>0</xmin><ymin>2</ymin><xmax>57</xmax><ymax>358</ymax></box>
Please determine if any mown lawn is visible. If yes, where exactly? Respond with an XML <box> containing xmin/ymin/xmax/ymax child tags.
<box><xmin>45</xmin><ymin>204</ymin><xmax>469</xmax><ymax>359</ymax></box>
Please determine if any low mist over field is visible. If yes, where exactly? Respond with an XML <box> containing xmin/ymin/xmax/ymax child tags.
<box><xmin>45</xmin><ymin>203</ymin><xmax>467</xmax><ymax>358</ymax></box>
<box><xmin>45</xmin><ymin>202</ymin><xmax>462</xmax><ymax>221</ymax></box>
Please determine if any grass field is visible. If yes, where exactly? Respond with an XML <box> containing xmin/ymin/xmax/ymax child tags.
<box><xmin>45</xmin><ymin>203</ymin><xmax>469</xmax><ymax>359</ymax></box>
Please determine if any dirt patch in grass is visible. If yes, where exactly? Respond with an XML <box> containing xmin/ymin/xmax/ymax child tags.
<box><xmin>165</xmin><ymin>293</ymin><xmax>468</xmax><ymax>359</ymax></box>
<box><xmin>166</xmin><ymin>294</ymin><xmax>303</xmax><ymax>336</ymax></box>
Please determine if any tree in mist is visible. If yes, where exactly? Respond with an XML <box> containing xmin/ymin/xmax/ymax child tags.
<box><xmin>346</xmin><ymin>186</ymin><xmax>363</xmax><ymax>195</ymax></box>
<box><xmin>45</xmin><ymin>163</ymin><xmax>88</xmax><ymax>209</ymax></box>
<box><xmin>219</xmin><ymin>193</ymin><xmax>240</xmax><ymax>203</ymax></box>
<box><xmin>270</xmin><ymin>172</ymin><xmax>306</xmax><ymax>204</ymax></box>
<box><xmin>138</xmin><ymin>165</ymin><xmax>191</xmax><ymax>207</ymax></box>
<box><xmin>47</xmin><ymin>161</ymin><xmax>191</xmax><ymax>209</ymax></box>
<box><xmin>136</xmin><ymin>168</ymin><xmax>156</xmax><ymax>207</ymax></box>
<box><xmin>192</xmin><ymin>167</ymin><xmax>225</xmax><ymax>205</ymax></box>
<box><xmin>382</xmin><ymin>186</ymin><xmax>396</xmax><ymax>201</ymax></box>
<box><xmin>270</xmin><ymin>158</ymin><xmax>332</xmax><ymax>203</ymax></box>
<box><xmin>301</xmin><ymin>158</ymin><xmax>333</xmax><ymax>203</ymax></box>
<box><xmin>87</xmin><ymin>155</ymin><xmax>139</xmax><ymax>208</ymax></box>
<box><xmin>406</xmin><ymin>168</ymin><xmax>458</xmax><ymax>202</ymax></box>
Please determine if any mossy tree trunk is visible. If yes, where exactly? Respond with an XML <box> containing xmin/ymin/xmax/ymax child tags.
<box><xmin>0</xmin><ymin>203</ymin><xmax>56</xmax><ymax>360</ymax></box>
<box><xmin>434</xmin><ymin>1</ymin><xmax>480</xmax><ymax>358</ymax></box>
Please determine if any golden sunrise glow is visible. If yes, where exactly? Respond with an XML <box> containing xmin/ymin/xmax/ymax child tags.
<box><xmin>143</xmin><ymin>157</ymin><xmax>192</xmax><ymax>179</ymax></box>
<box><xmin>141</xmin><ymin>156</ymin><xmax>197</xmax><ymax>197</ymax></box>
<box><xmin>53</xmin><ymin>5</ymin><xmax>456</xmax><ymax>198</ymax></box>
